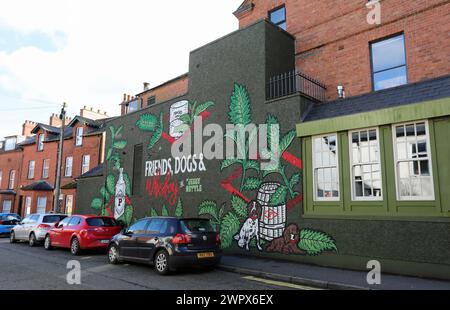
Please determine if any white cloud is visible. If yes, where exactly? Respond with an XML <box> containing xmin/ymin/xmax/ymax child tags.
<box><xmin>0</xmin><ymin>0</ymin><xmax>242</xmax><ymax>138</ymax></box>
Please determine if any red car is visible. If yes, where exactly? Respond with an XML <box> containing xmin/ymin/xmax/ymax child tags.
<box><xmin>44</xmin><ymin>215</ymin><xmax>122</xmax><ymax>255</ymax></box>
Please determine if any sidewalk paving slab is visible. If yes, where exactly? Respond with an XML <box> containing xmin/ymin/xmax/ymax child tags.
<box><xmin>218</xmin><ymin>255</ymin><xmax>450</xmax><ymax>290</ymax></box>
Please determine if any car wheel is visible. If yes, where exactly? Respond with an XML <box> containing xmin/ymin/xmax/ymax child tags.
<box><xmin>108</xmin><ymin>244</ymin><xmax>120</xmax><ymax>264</ymax></box>
<box><xmin>9</xmin><ymin>231</ymin><xmax>16</xmax><ymax>243</ymax></box>
<box><xmin>29</xmin><ymin>233</ymin><xmax>37</xmax><ymax>247</ymax></box>
<box><xmin>70</xmin><ymin>238</ymin><xmax>81</xmax><ymax>256</ymax></box>
<box><xmin>44</xmin><ymin>235</ymin><xmax>52</xmax><ymax>250</ymax></box>
<box><xmin>154</xmin><ymin>250</ymin><xmax>170</xmax><ymax>275</ymax></box>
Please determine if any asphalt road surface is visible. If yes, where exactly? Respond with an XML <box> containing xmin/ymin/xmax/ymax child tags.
<box><xmin>0</xmin><ymin>238</ymin><xmax>318</xmax><ymax>290</ymax></box>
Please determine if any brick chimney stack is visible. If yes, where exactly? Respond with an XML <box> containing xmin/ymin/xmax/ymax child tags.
<box><xmin>80</xmin><ymin>106</ymin><xmax>109</xmax><ymax>120</ymax></box>
<box><xmin>49</xmin><ymin>113</ymin><xmax>72</xmax><ymax>127</ymax></box>
<box><xmin>22</xmin><ymin>120</ymin><xmax>38</xmax><ymax>137</ymax></box>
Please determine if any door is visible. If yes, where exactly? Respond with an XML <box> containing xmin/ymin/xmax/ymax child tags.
<box><xmin>119</xmin><ymin>219</ymin><xmax>149</xmax><ymax>258</ymax></box>
<box><xmin>63</xmin><ymin>217</ymin><xmax>82</xmax><ymax>247</ymax></box>
<box><xmin>23</xmin><ymin>214</ymin><xmax>40</xmax><ymax>240</ymax></box>
<box><xmin>51</xmin><ymin>217</ymin><xmax>71</xmax><ymax>246</ymax></box>
<box><xmin>137</xmin><ymin>218</ymin><xmax>167</xmax><ymax>260</ymax></box>
<box><xmin>17</xmin><ymin>196</ymin><xmax>23</xmax><ymax>217</ymax></box>
<box><xmin>14</xmin><ymin>216</ymin><xmax>29</xmax><ymax>239</ymax></box>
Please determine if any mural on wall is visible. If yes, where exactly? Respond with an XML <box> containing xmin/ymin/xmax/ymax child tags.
<box><xmin>90</xmin><ymin>125</ymin><xmax>134</xmax><ymax>227</ymax></box>
<box><xmin>198</xmin><ymin>83</ymin><xmax>338</xmax><ymax>256</ymax></box>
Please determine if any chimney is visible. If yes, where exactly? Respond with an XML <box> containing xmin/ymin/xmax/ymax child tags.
<box><xmin>22</xmin><ymin>120</ymin><xmax>37</xmax><ymax>137</ymax></box>
<box><xmin>143</xmin><ymin>82</ymin><xmax>150</xmax><ymax>91</ymax></box>
<box><xmin>80</xmin><ymin>106</ymin><xmax>109</xmax><ymax>120</ymax></box>
<box><xmin>49</xmin><ymin>113</ymin><xmax>72</xmax><ymax>127</ymax></box>
<box><xmin>123</xmin><ymin>94</ymin><xmax>127</xmax><ymax>102</ymax></box>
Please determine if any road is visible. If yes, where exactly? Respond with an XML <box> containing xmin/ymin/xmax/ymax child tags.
<box><xmin>0</xmin><ymin>238</ymin><xmax>317</xmax><ymax>290</ymax></box>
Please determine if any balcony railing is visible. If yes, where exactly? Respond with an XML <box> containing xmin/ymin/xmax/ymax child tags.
<box><xmin>266</xmin><ymin>70</ymin><xmax>327</xmax><ymax>102</ymax></box>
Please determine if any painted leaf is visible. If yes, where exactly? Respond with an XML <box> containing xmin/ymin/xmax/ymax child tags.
<box><xmin>100</xmin><ymin>186</ymin><xmax>110</xmax><ymax>201</ymax></box>
<box><xmin>194</xmin><ymin>101</ymin><xmax>214</xmax><ymax>117</ymax></box>
<box><xmin>150</xmin><ymin>208</ymin><xmax>158</xmax><ymax>217</ymax></box>
<box><xmin>231</xmin><ymin>196</ymin><xmax>248</xmax><ymax>220</ymax></box>
<box><xmin>220</xmin><ymin>158</ymin><xmax>239</xmax><ymax>171</ymax></box>
<box><xmin>91</xmin><ymin>198</ymin><xmax>103</xmax><ymax>210</ymax></box>
<box><xmin>289</xmin><ymin>173</ymin><xmax>301</xmax><ymax>189</ymax></box>
<box><xmin>115</xmin><ymin>125</ymin><xmax>124</xmax><ymax>137</ymax></box>
<box><xmin>148</xmin><ymin>127</ymin><xmax>162</xmax><ymax>150</ymax></box>
<box><xmin>298</xmin><ymin>229</ymin><xmax>338</xmax><ymax>255</ymax></box>
<box><xmin>121</xmin><ymin>205</ymin><xmax>133</xmax><ymax>227</ymax></box>
<box><xmin>280</xmin><ymin>130</ymin><xmax>296</xmax><ymax>153</ymax></box>
<box><xmin>113</xmin><ymin>140</ymin><xmax>127</xmax><ymax>149</ymax></box>
<box><xmin>161</xmin><ymin>205</ymin><xmax>169</xmax><ymax>217</ymax></box>
<box><xmin>106</xmin><ymin>148</ymin><xmax>112</xmax><ymax>161</ymax></box>
<box><xmin>175</xmin><ymin>198</ymin><xmax>183</xmax><ymax>217</ymax></box>
<box><xmin>198</xmin><ymin>200</ymin><xmax>218</xmax><ymax>220</ymax></box>
<box><xmin>136</xmin><ymin>114</ymin><xmax>158</xmax><ymax>132</ymax></box>
<box><xmin>109</xmin><ymin>126</ymin><xmax>116</xmax><ymax>139</ymax></box>
<box><xmin>229</xmin><ymin>83</ymin><xmax>251</xmax><ymax>126</ymax></box>
<box><xmin>123</xmin><ymin>173</ymin><xmax>131</xmax><ymax>196</ymax></box>
<box><xmin>242</xmin><ymin>177</ymin><xmax>262</xmax><ymax>191</ymax></box>
<box><xmin>174</xmin><ymin>123</ymin><xmax>190</xmax><ymax>134</ymax></box>
<box><xmin>266</xmin><ymin>114</ymin><xmax>279</xmax><ymax>148</ymax></box>
<box><xmin>247</xmin><ymin>160</ymin><xmax>260</xmax><ymax>172</ymax></box>
<box><xmin>106</xmin><ymin>174</ymin><xmax>116</xmax><ymax>195</ymax></box>
<box><xmin>178</xmin><ymin>114</ymin><xmax>191</xmax><ymax>124</ymax></box>
<box><xmin>220</xmin><ymin>212</ymin><xmax>241</xmax><ymax>249</ymax></box>
<box><xmin>269</xmin><ymin>185</ymin><xmax>288</xmax><ymax>206</ymax></box>
<box><xmin>101</xmin><ymin>208</ymin><xmax>110</xmax><ymax>216</ymax></box>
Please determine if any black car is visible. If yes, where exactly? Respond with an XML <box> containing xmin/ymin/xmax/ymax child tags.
<box><xmin>107</xmin><ymin>217</ymin><xmax>222</xmax><ymax>275</ymax></box>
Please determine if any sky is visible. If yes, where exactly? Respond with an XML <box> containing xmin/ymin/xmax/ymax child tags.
<box><xmin>0</xmin><ymin>0</ymin><xmax>243</xmax><ymax>139</ymax></box>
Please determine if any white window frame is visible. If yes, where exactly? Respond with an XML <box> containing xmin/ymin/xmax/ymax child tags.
<box><xmin>312</xmin><ymin>133</ymin><xmax>340</xmax><ymax>201</ymax></box>
<box><xmin>28</xmin><ymin>160</ymin><xmax>35</xmax><ymax>179</ymax></box>
<box><xmin>65</xmin><ymin>156</ymin><xmax>73</xmax><ymax>177</ymax></box>
<box><xmin>37</xmin><ymin>134</ymin><xmax>44</xmax><ymax>151</ymax></box>
<box><xmin>2</xmin><ymin>200</ymin><xmax>12</xmax><ymax>213</ymax></box>
<box><xmin>0</xmin><ymin>170</ymin><xmax>2</xmax><ymax>188</ymax></box>
<box><xmin>36</xmin><ymin>196</ymin><xmax>47</xmax><ymax>214</ymax></box>
<box><xmin>8</xmin><ymin>170</ymin><xmax>15</xmax><ymax>189</ymax></box>
<box><xmin>392</xmin><ymin>120</ymin><xmax>435</xmax><ymax>201</ymax></box>
<box><xmin>75</xmin><ymin>127</ymin><xmax>83</xmax><ymax>146</ymax></box>
<box><xmin>42</xmin><ymin>159</ymin><xmax>50</xmax><ymax>179</ymax></box>
<box><xmin>348</xmin><ymin>127</ymin><xmax>383</xmax><ymax>201</ymax></box>
<box><xmin>81</xmin><ymin>155</ymin><xmax>90</xmax><ymax>174</ymax></box>
<box><xmin>25</xmin><ymin>197</ymin><xmax>32</xmax><ymax>216</ymax></box>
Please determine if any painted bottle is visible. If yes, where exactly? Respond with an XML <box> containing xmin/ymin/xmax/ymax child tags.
<box><xmin>114</xmin><ymin>168</ymin><xmax>126</xmax><ymax>219</ymax></box>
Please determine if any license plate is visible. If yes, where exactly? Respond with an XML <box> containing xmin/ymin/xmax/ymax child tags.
<box><xmin>100</xmin><ymin>240</ymin><xmax>109</xmax><ymax>244</ymax></box>
<box><xmin>197</xmin><ymin>252</ymin><xmax>214</xmax><ymax>259</ymax></box>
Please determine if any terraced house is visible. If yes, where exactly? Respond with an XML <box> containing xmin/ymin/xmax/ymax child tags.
<box><xmin>76</xmin><ymin>0</ymin><xmax>450</xmax><ymax>279</ymax></box>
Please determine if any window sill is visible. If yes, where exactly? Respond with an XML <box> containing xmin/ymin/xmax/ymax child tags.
<box><xmin>302</xmin><ymin>213</ymin><xmax>450</xmax><ymax>223</ymax></box>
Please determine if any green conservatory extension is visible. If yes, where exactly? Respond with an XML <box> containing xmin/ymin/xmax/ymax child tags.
<box><xmin>297</xmin><ymin>98</ymin><xmax>450</xmax><ymax>219</ymax></box>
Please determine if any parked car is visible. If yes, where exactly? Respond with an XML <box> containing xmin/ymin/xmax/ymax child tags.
<box><xmin>10</xmin><ymin>213</ymin><xmax>67</xmax><ymax>246</ymax></box>
<box><xmin>44</xmin><ymin>215</ymin><xmax>122</xmax><ymax>255</ymax></box>
<box><xmin>107</xmin><ymin>217</ymin><xmax>222</xmax><ymax>275</ymax></box>
<box><xmin>0</xmin><ymin>213</ymin><xmax>21</xmax><ymax>236</ymax></box>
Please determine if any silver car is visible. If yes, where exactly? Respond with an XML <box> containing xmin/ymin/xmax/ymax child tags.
<box><xmin>10</xmin><ymin>213</ymin><xmax>67</xmax><ymax>246</ymax></box>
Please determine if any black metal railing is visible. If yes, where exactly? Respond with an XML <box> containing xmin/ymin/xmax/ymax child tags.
<box><xmin>266</xmin><ymin>70</ymin><xmax>327</xmax><ymax>102</ymax></box>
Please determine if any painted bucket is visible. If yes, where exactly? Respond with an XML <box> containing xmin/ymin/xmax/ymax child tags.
<box><xmin>169</xmin><ymin>100</ymin><xmax>189</xmax><ymax>139</ymax></box>
<box><xmin>257</xmin><ymin>182</ymin><xmax>286</xmax><ymax>241</ymax></box>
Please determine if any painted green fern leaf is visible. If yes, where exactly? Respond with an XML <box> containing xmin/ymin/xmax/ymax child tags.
<box><xmin>198</xmin><ymin>200</ymin><xmax>218</xmax><ymax>220</ymax></box>
<box><xmin>220</xmin><ymin>212</ymin><xmax>241</xmax><ymax>249</ymax></box>
<box><xmin>231</xmin><ymin>196</ymin><xmax>248</xmax><ymax>220</ymax></box>
<box><xmin>136</xmin><ymin>114</ymin><xmax>158</xmax><ymax>132</ymax></box>
<box><xmin>298</xmin><ymin>229</ymin><xmax>338</xmax><ymax>255</ymax></box>
<box><xmin>175</xmin><ymin>199</ymin><xmax>183</xmax><ymax>217</ymax></box>
<box><xmin>229</xmin><ymin>83</ymin><xmax>251</xmax><ymax>126</ymax></box>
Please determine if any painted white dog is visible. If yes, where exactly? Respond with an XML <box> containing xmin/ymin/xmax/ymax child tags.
<box><xmin>234</xmin><ymin>201</ymin><xmax>263</xmax><ymax>251</ymax></box>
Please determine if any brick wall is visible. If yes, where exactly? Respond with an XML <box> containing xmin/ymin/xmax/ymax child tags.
<box><xmin>236</xmin><ymin>0</ymin><xmax>450</xmax><ymax>100</ymax></box>
<box><xmin>0</xmin><ymin>149</ymin><xmax>23</xmax><ymax>213</ymax></box>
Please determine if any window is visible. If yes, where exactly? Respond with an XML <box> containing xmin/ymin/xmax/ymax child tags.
<box><xmin>75</xmin><ymin>127</ymin><xmax>83</xmax><ymax>146</ymax></box>
<box><xmin>37</xmin><ymin>196</ymin><xmax>47</xmax><ymax>214</ymax></box>
<box><xmin>28</xmin><ymin>160</ymin><xmax>35</xmax><ymax>179</ymax></box>
<box><xmin>393</xmin><ymin>121</ymin><xmax>434</xmax><ymax>200</ymax></box>
<box><xmin>30</xmin><ymin>214</ymin><xmax>40</xmax><ymax>222</ymax></box>
<box><xmin>147</xmin><ymin>96</ymin><xmax>156</xmax><ymax>106</ymax></box>
<box><xmin>65</xmin><ymin>156</ymin><xmax>73</xmax><ymax>177</ymax></box>
<box><xmin>43</xmin><ymin>215</ymin><xmax>66</xmax><ymax>223</ymax></box>
<box><xmin>349</xmin><ymin>128</ymin><xmax>382</xmax><ymax>200</ymax></box>
<box><xmin>25</xmin><ymin>197</ymin><xmax>32</xmax><ymax>216</ymax></box>
<box><xmin>127</xmin><ymin>99</ymin><xmax>139</xmax><ymax>114</ymax></box>
<box><xmin>42</xmin><ymin>159</ymin><xmax>50</xmax><ymax>179</ymax></box>
<box><xmin>87</xmin><ymin>217</ymin><xmax>118</xmax><ymax>227</ymax></box>
<box><xmin>37</xmin><ymin>134</ymin><xmax>45</xmax><ymax>151</ymax></box>
<box><xmin>4</xmin><ymin>137</ymin><xmax>17</xmax><ymax>151</ymax></box>
<box><xmin>146</xmin><ymin>219</ymin><xmax>164</xmax><ymax>234</ymax></box>
<box><xmin>2</xmin><ymin>200</ymin><xmax>12</xmax><ymax>213</ymax></box>
<box><xmin>313</xmin><ymin>134</ymin><xmax>339</xmax><ymax>200</ymax></box>
<box><xmin>68</xmin><ymin>216</ymin><xmax>82</xmax><ymax>226</ymax></box>
<box><xmin>269</xmin><ymin>6</ymin><xmax>286</xmax><ymax>30</ymax></box>
<box><xmin>0</xmin><ymin>170</ymin><xmax>2</xmax><ymax>187</ymax></box>
<box><xmin>8</xmin><ymin>170</ymin><xmax>15</xmax><ymax>189</ymax></box>
<box><xmin>81</xmin><ymin>155</ymin><xmax>90</xmax><ymax>174</ymax></box>
<box><xmin>127</xmin><ymin>219</ymin><xmax>148</xmax><ymax>234</ymax></box>
<box><xmin>371</xmin><ymin>34</ymin><xmax>407</xmax><ymax>91</ymax></box>
<box><xmin>65</xmin><ymin>195</ymin><xmax>73</xmax><ymax>215</ymax></box>
<box><xmin>58</xmin><ymin>217</ymin><xmax>71</xmax><ymax>227</ymax></box>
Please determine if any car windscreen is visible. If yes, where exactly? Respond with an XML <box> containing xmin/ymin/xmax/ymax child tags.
<box><xmin>86</xmin><ymin>217</ymin><xmax>118</xmax><ymax>227</ymax></box>
<box><xmin>43</xmin><ymin>215</ymin><xmax>67</xmax><ymax>223</ymax></box>
<box><xmin>180</xmin><ymin>219</ymin><xmax>216</xmax><ymax>233</ymax></box>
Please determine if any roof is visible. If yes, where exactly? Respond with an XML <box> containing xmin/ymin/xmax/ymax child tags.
<box><xmin>17</xmin><ymin>136</ymin><xmax>35</xmax><ymax>146</ymax></box>
<box><xmin>21</xmin><ymin>181</ymin><xmax>54</xmax><ymax>191</ymax></box>
<box><xmin>133</xmin><ymin>73</ymin><xmax>189</xmax><ymax>98</ymax></box>
<box><xmin>303</xmin><ymin>74</ymin><xmax>450</xmax><ymax>122</ymax></box>
<box><xmin>0</xmin><ymin>190</ymin><xmax>16</xmax><ymax>195</ymax></box>
<box><xmin>31</xmin><ymin>123</ymin><xmax>60</xmax><ymax>135</ymax></box>
<box><xmin>233</xmin><ymin>0</ymin><xmax>254</xmax><ymax>17</ymax></box>
<box><xmin>67</xmin><ymin>115</ymin><xmax>110</xmax><ymax>128</ymax></box>
<box><xmin>78</xmin><ymin>163</ymin><xmax>104</xmax><ymax>179</ymax></box>
<box><xmin>61</xmin><ymin>181</ymin><xmax>77</xmax><ymax>189</ymax></box>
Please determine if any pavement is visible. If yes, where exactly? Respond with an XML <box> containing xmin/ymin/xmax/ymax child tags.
<box><xmin>0</xmin><ymin>238</ymin><xmax>317</xmax><ymax>290</ymax></box>
<box><xmin>218</xmin><ymin>255</ymin><xmax>450</xmax><ymax>290</ymax></box>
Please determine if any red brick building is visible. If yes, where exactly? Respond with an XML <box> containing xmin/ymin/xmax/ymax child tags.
<box><xmin>234</xmin><ymin>0</ymin><xmax>450</xmax><ymax>100</ymax></box>
<box><xmin>14</xmin><ymin>107</ymin><xmax>108</xmax><ymax>216</ymax></box>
